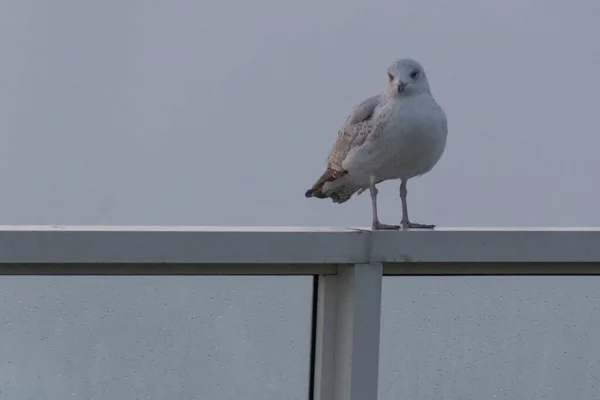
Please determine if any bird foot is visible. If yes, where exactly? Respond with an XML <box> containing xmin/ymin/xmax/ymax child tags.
<box><xmin>401</xmin><ymin>221</ymin><xmax>436</xmax><ymax>230</ymax></box>
<box><xmin>371</xmin><ymin>221</ymin><xmax>401</xmax><ymax>230</ymax></box>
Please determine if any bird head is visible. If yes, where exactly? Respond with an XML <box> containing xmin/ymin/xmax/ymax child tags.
<box><xmin>386</xmin><ymin>58</ymin><xmax>430</xmax><ymax>96</ymax></box>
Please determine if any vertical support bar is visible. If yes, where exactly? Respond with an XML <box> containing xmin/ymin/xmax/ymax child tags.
<box><xmin>312</xmin><ymin>273</ymin><xmax>337</xmax><ymax>400</ymax></box>
<box><xmin>312</xmin><ymin>263</ymin><xmax>383</xmax><ymax>400</ymax></box>
<box><xmin>308</xmin><ymin>276</ymin><xmax>319</xmax><ymax>400</ymax></box>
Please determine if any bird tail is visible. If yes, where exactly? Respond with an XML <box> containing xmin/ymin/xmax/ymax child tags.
<box><xmin>304</xmin><ymin>168</ymin><xmax>361</xmax><ymax>204</ymax></box>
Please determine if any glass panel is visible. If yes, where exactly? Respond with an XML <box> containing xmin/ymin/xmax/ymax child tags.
<box><xmin>0</xmin><ymin>276</ymin><xmax>313</xmax><ymax>400</ymax></box>
<box><xmin>380</xmin><ymin>276</ymin><xmax>600</xmax><ymax>399</ymax></box>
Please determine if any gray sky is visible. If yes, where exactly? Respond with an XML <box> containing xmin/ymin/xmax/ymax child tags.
<box><xmin>1</xmin><ymin>0</ymin><xmax>599</xmax><ymax>227</ymax></box>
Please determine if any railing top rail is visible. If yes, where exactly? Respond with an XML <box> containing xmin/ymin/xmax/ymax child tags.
<box><xmin>0</xmin><ymin>226</ymin><xmax>599</xmax><ymax>274</ymax></box>
<box><xmin>0</xmin><ymin>226</ymin><xmax>600</xmax><ymax>275</ymax></box>
<box><xmin>2</xmin><ymin>225</ymin><xmax>599</xmax><ymax>232</ymax></box>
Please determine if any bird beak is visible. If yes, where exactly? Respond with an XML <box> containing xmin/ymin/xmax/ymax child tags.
<box><xmin>397</xmin><ymin>80</ymin><xmax>406</xmax><ymax>93</ymax></box>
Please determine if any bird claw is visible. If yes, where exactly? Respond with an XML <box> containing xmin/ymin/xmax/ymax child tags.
<box><xmin>401</xmin><ymin>221</ymin><xmax>436</xmax><ymax>230</ymax></box>
<box><xmin>372</xmin><ymin>221</ymin><xmax>401</xmax><ymax>230</ymax></box>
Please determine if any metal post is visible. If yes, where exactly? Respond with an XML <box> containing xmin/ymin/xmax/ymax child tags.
<box><xmin>312</xmin><ymin>263</ymin><xmax>383</xmax><ymax>400</ymax></box>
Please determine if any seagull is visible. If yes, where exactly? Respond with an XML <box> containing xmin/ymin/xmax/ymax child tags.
<box><xmin>304</xmin><ymin>58</ymin><xmax>448</xmax><ymax>230</ymax></box>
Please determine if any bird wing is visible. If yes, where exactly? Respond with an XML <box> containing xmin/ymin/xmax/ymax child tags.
<box><xmin>326</xmin><ymin>95</ymin><xmax>380</xmax><ymax>171</ymax></box>
<box><xmin>304</xmin><ymin>95</ymin><xmax>380</xmax><ymax>199</ymax></box>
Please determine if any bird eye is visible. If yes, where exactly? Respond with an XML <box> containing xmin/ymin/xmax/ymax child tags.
<box><xmin>410</xmin><ymin>70</ymin><xmax>419</xmax><ymax>79</ymax></box>
<box><xmin>387</xmin><ymin>72</ymin><xmax>394</xmax><ymax>81</ymax></box>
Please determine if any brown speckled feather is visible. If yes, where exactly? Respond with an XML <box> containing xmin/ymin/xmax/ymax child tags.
<box><xmin>305</xmin><ymin>95</ymin><xmax>380</xmax><ymax>203</ymax></box>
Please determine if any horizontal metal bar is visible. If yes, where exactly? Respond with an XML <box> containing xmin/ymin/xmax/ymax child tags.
<box><xmin>0</xmin><ymin>226</ymin><xmax>368</xmax><ymax>264</ymax></box>
<box><xmin>3</xmin><ymin>262</ymin><xmax>599</xmax><ymax>276</ymax></box>
<box><xmin>1</xmin><ymin>226</ymin><xmax>600</xmax><ymax>267</ymax></box>
<box><xmin>372</xmin><ymin>229</ymin><xmax>600</xmax><ymax>263</ymax></box>
<box><xmin>383</xmin><ymin>262</ymin><xmax>600</xmax><ymax>275</ymax></box>
<box><xmin>0</xmin><ymin>263</ymin><xmax>340</xmax><ymax>276</ymax></box>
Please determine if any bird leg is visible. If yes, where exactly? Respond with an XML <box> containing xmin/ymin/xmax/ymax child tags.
<box><xmin>400</xmin><ymin>180</ymin><xmax>435</xmax><ymax>230</ymax></box>
<box><xmin>370</xmin><ymin>176</ymin><xmax>400</xmax><ymax>230</ymax></box>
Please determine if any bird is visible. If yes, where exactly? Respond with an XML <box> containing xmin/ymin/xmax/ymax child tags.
<box><xmin>304</xmin><ymin>58</ymin><xmax>448</xmax><ymax>230</ymax></box>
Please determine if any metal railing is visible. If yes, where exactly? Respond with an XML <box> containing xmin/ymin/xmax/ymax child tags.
<box><xmin>2</xmin><ymin>226</ymin><xmax>600</xmax><ymax>400</ymax></box>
